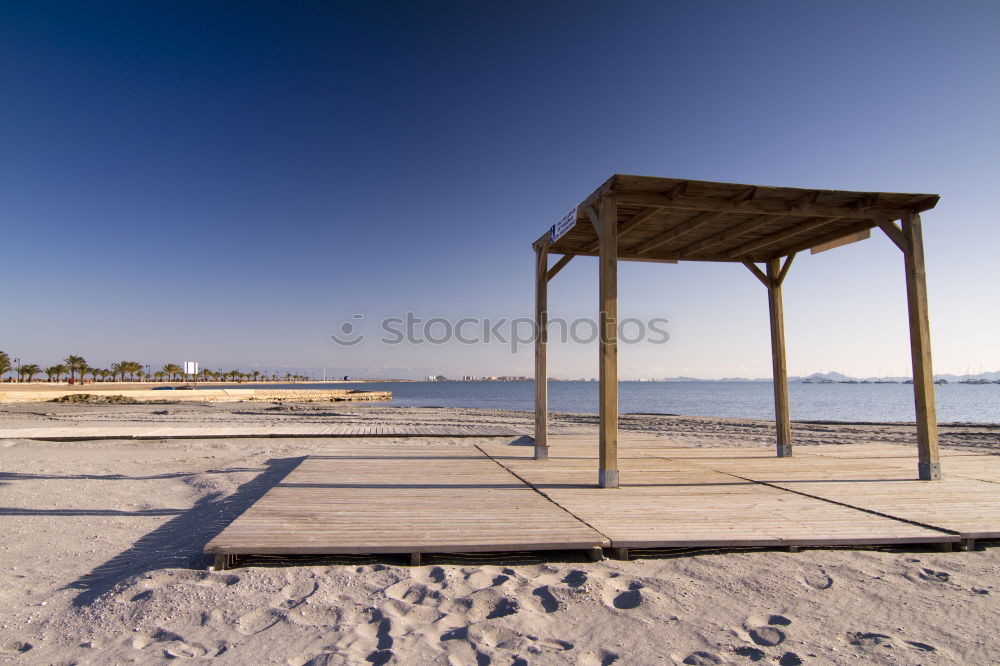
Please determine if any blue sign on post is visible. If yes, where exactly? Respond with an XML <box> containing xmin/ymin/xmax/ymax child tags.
<box><xmin>549</xmin><ymin>207</ymin><xmax>578</xmax><ymax>243</ymax></box>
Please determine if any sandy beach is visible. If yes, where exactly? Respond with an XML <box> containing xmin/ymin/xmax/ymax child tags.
<box><xmin>1</xmin><ymin>402</ymin><xmax>998</xmax><ymax>664</ymax></box>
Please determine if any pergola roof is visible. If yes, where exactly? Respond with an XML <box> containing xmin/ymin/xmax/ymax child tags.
<box><xmin>536</xmin><ymin>175</ymin><xmax>939</xmax><ymax>263</ymax></box>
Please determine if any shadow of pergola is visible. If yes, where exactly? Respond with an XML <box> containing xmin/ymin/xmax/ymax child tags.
<box><xmin>65</xmin><ymin>456</ymin><xmax>303</xmax><ymax>607</ymax></box>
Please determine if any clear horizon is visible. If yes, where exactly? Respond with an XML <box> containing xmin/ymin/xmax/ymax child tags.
<box><xmin>3</xmin><ymin>2</ymin><xmax>998</xmax><ymax>381</ymax></box>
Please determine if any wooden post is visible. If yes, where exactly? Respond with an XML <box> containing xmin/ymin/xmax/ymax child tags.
<box><xmin>766</xmin><ymin>258</ymin><xmax>792</xmax><ymax>457</ymax></box>
<box><xmin>598</xmin><ymin>194</ymin><xmax>619</xmax><ymax>488</ymax></box>
<box><xmin>534</xmin><ymin>244</ymin><xmax>549</xmax><ymax>460</ymax></box>
<box><xmin>902</xmin><ymin>213</ymin><xmax>940</xmax><ymax>480</ymax></box>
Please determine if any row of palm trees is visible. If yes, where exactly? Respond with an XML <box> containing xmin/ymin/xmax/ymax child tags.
<box><xmin>0</xmin><ymin>352</ymin><xmax>311</xmax><ymax>383</ymax></box>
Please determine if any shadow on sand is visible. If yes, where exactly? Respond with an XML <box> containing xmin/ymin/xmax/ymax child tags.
<box><xmin>65</xmin><ymin>456</ymin><xmax>304</xmax><ymax>607</ymax></box>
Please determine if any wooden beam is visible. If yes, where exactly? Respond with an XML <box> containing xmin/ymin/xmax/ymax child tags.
<box><xmin>877</xmin><ymin>219</ymin><xmax>909</xmax><ymax>254</ymax></box>
<box><xmin>776</xmin><ymin>252</ymin><xmax>795</xmax><ymax>286</ymax></box>
<box><xmin>743</xmin><ymin>261</ymin><xmax>770</xmax><ymax>287</ymax></box>
<box><xmin>781</xmin><ymin>220</ymin><xmax>874</xmax><ymax>257</ymax></box>
<box><xmin>598</xmin><ymin>194</ymin><xmax>619</xmax><ymax>488</ymax></box>
<box><xmin>613</xmin><ymin>190</ymin><xmax>916</xmax><ymax>220</ymax></box>
<box><xmin>631</xmin><ymin>211</ymin><xmax>723</xmax><ymax>255</ymax></box>
<box><xmin>766</xmin><ymin>258</ymin><xmax>792</xmax><ymax>457</ymax></box>
<box><xmin>534</xmin><ymin>245</ymin><xmax>549</xmax><ymax>460</ymax></box>
<box><xmin>810</xmin><ymin>229</ymin><xmax>871</xmax><ymax>254</ymax></box>
<box><xmin>732</xmin><ymin>186</ymin><xmax>758</xmax><ymax>206</ymax></box>
<box><xmin>559</xmin><ymin>250</ymin><xmax>678</xmax><ymax>264</ymax></box>
<box><xmin>902</xmin><ymin>213</ymin><xmax>940</xmax><ymax>480</ymax></box>
<box><xmin>786</xmin><ymin>190</ymin><xmax>819</xmax><ymax>211</ymax></box>
<box><xmin>583</xmin><ymin>206</ymin><xmax>664</xmax><ymax>252</ymax></box>
<box><xmin>726</xmin><ymin>217</ymin><xmax>837</xmax><ymax>258</ymax></box>
<box><xmin>546</xmin><ymin>254</ymin><xmax>574</xmax><ymax>281</ymax></box>
<box><xmin>675</xmin><ymin>214</ymin><xmax>772</xmax><ymax>257</ymax></box>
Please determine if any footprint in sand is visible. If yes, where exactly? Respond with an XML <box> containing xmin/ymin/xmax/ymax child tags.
<box><xmin>384</xmin><ymin>581</ymin><xmax>438</xmax><ymax>605</ymax></box>
<box><xmin>681</xmin><ymin>650</ymin><xmax>722</xmax><ymax>665</ymax></box>
<box><xmin>280</xmin><ymin>579</ymin><xmax>319</xmax><ymax>608</ymax></box>
<box><xmin>848</xmin><ymin>632</ymin><xmax>894</xmax><ymax>647</ymax></box>
<box><xmin>906</xmin><ymin>640</ymin><xmax>936</xmax><ymax>652</ymax></box>
<box><xmin>235</xmin><ymin>608</ymin><xmax>283</xmax><ymax>635</ymax></box>
<box><xmin>303</xmin><ymin>654</ymin><xmax>349</xmax><ymax>666</ymax></box>
<box><xmin>748</xmin><ymin>626</ymin><xmax>785</xmax><ymax>647</ymax></box>
<box><xmin>526</xmin><ymin>637</ymin><xmax>573</xmax><ymax>653</ymax></box>
<box><xmin>0</xmin><ymin>639</ymin><xmax>32</xmax><ymax>654</ymax></box>
<box><xmin>803</xmin><ymin>570</ymin><xmax>833</xmax><ymax>590</ymax></box>
<box><xmin>609</xmin><ymin>581</ymin><xmax>645</xmax><ymax>610</ymax></box>
<box><xmin>532</xmin><ymin>585</ymin><xmax>560</xmax><ymax>613</ymax></box>
<box><xmin>427</xmin><ymin>566</ymin><xmax>446</xmax><ymax>584</ymax></box>
<box><xmin>141</xmin><ymin>569</ymin><xmax>240</xmax><ymax>589</ymax></box>
<box><xmin>562</xmin><ymin>570</ymin><xmax>587</xmax><ymax>587</ymax></box>
<box><xmin>162</xmin><ymin>640</ymin><xmax>209</xmax><ymax>659</ymax></box>
<box><xmin>486</xmin><ymin>597</ymin><xmax>519</xmax><ymax>619</ymax></box>
<box><xmin>778</xmin><ymin>652</ymin><xmax>803</xmax><ymax>666</ymax></box>
<box><xmin>733</xmin><ymin>646</ymin><xmax>765</xmax><ymax>661</ymax></box>
<box><xmin>918</xmin><ymin>568</ymin><xmax>950</xmax><ymax>583</ymax></box>
<box><xmin>743</xmin><ymin>614</ymin><xmax>789</xmax><ymax>647</ymax></box>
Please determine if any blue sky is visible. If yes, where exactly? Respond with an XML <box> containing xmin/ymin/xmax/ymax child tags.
<box><xmin>2</xmin><ymin>1</ymin><xmax>998</xmax><ymax>379</ymax></box>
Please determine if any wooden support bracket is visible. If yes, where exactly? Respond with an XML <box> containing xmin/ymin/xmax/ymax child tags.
<box><xmin>547</xmin><ymin>254</ymin><xmax>574</xmax><ymax>281</ymax></box>
<box><xmin>743</xmin><ymin>261</ymin><xmax>770</xmax><ymax>287</ymax></box>
<box><xmin>877</xmin><ymin>219</ymin><xmax>910</xmax><ymax>255</ymax></box>
<box><xmin>776</xmin><ymin>253</ymin><xmax>796</xmax><ymax>286</ymax></box>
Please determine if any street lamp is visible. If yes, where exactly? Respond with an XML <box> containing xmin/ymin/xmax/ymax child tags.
<box><xmin>13</xmin><ymin>358</ymin><xmax>20</xmax><ymax>383</ymax></box>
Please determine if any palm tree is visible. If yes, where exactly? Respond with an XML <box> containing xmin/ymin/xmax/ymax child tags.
<box><xmin>64</xmin><ymin>355</ymin><xmax>87</xmax><ymax>381</ymax></box>
<box><xmin>44</xmin><ymin>366</ymin><xmax>61</xmax><ymax>382</ymax></box>
<box><xmin>19</xmin><ymin>364</ymin><xmax>40</xmax><ymax>382</ymax></box>
<box><xmin>110</xmin><ymin>362</ymin><xmax>126</xmax><ymax>382</ymax></box>
<box><xmin>99</xmin><ymin>369</ymin><xmax>112</xmax><ymax>382</ymax></box>
<box><xmin>86</xmin><ymin>367</ymin><xmax>100</xmax><ymax>381</ymax></box>
<box><xmin>127</xmin><ymin>361</ymin><xmax>143</xmax><ymax>381</ymax></box>
<box><xmin>162</xmin><ymin>364</ymin><xmax>182</xmax><ymax>381</ymax></box>
<box><xmin>0</xmin><ymin>351</ymin><xmax>10</xmax><ymax>380</ymax></box>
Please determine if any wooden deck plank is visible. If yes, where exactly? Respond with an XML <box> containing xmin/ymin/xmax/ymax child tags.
<box><xmin>492</xmin><ymin>456</ymin><xmax>952</xmax><ymax>548</ymax></box>
<box><xmin>204</xmin><ymin>442</ymin><xmax>608</xmax><ymax>555</ymax></box>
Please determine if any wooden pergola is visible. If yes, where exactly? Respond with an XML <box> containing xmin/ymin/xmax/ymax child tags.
<box><xmin>532</xmin><ymin>175</ymin><xmax>941</xmax><ymax>487</ymax></box>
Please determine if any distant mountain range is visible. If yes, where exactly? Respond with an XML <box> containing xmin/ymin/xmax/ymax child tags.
<box><xmin>654</xmin><ymin>371</ymin><xmax>1000</xmax><ymax>383</ymax></box>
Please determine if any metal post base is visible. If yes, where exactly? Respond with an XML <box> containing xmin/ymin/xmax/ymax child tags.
<box><xmin>599</xmin><ymin>469</ymin><xmax>619</xmax><ymax>488</ymax></box>
<box><xmin>918</xmin><ymin>462</ymin><xmax>941</xmax><ymax>481</ymax></box>
<box><xmin>534</xmin><ymin>446</ymin><xmax>549</xmax><ymax>460</ymax></box>
<box><xmin>777</xmin><ymin>444</ymin><xmax>792</xmax><ymax>458</ymax></box>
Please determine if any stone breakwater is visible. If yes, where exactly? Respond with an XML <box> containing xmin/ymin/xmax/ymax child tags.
<box><xmin>0</xmin><ymin>388</ymin><xmax>392</xmax><ymax>404</ymax></box>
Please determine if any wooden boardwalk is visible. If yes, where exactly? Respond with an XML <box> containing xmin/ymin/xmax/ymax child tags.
<box><xmin>0</xmin><ymin>424</ymin><xmax>528</xmax><ymax>441</ymax></box>
<box><xmin>203</xmin><ymin>436</ymin><xmax>1000</xmax><ymax>564</ymax></box>
<box><xmin>204</xmin><ymin>441</ymin><xmax>607</xmax><ymax>562</ymax></box>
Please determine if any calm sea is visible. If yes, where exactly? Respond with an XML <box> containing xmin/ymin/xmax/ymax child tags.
<box><xmin>210</xmin><ymin>380</ymin><xmax>1000</xmax><ymax>423</ymax></box>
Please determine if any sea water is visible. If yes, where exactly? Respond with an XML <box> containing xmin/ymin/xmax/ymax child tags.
<box><xmin>203</xmin><ymin>380</ymin><xmax>1000</xmax><ymax>423</ymax></box>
